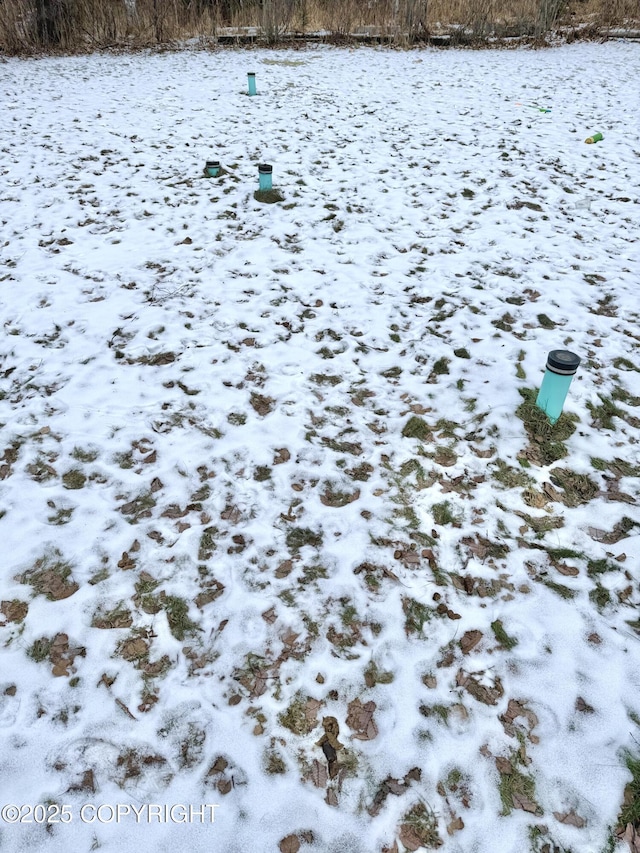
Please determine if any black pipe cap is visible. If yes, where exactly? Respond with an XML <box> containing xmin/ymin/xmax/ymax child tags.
<box><xmin>546</xmin><ymin>350</ymin><xmax>581</xmax><ymax>375</ymax></box>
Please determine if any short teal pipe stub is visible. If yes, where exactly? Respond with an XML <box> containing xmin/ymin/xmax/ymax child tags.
<box><xmin>204</xmin><ymin>160</ymin><xmax>220</xmax><ymax>177</ymax></box>
<box><xmin>536</xmin><ymin>349</ymin><xmax>581</xmax><ymax>424</ymax></box>
<box><xmin>248</xmin><ymin>72</ymin><xmax>257</xmax><ymax>96</ymax></box>
<box><xmin>258</xmin><ymin>163</ymin><xmax>273</xmax><ymax>191</ymax></box>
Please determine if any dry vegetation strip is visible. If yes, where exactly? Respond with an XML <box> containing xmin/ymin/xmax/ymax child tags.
<box><xmin>0</xmin><ymin>0</ymin><xmax>638</xmax><ymax>53</ymax></box>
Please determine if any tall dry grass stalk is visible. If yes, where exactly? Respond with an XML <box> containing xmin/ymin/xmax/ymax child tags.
<box><xmin>0</xmin><ymin>0</ymin><xmax>637</xmax><ymax>52</ymax></box>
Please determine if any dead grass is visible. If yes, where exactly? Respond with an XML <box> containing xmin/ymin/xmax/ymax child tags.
<box><xmin>264</xmin><ymin>749</ymin><xmax>287</xmax><ymax>775</ymax></box>
<box><xmin>543</xmin><ymin>579</ymin><xmax>577</xmax><ymax>600</ymax></box>
<box><xmin>617</xmin><ymin>751</ymin><xmax>640</xmax><ymax>831</ymax></box>
<box><xmin>320</xmin><ymin>481</ymin><xmax>361</xmax><ymax>507</ymax></box>
<box><xmin>402</xmin><ymin>416</ymin><xmax>433</xmax><ymax>442</ymax></box>
<box><xmin>587</xmin><ymin>393</ymin><xmax>639</xmax><ymax>430</ymax></box>
<box><xmin>548</xmin><ymin>467</ymin><xmax>598</xmax><ymax>507</ymax></box>
<box><xmin>118</xmin><ymin>490</ymin><xmax>157</xmax><ymax>523</ymax></box>
<box><xmin>92</xmin><ymin>603</ymin><xmax>133</xmax><ymax>629</ymax></box>
<box><xmin>71</xmin><ymin>446</ymin><xmax>98</xmax><ymax>463</ymax></box>
<box><xmin>432</xmin><ymin>500</ymin><xmax>462</xmax><ymax>526</ymax></box>
<box><xmin>19</xmin><ymin>549</ymin><xmax>79</xmax><ymax>600</ymax></box>
<box><xmin>364</xmin><ymin>661</ymin><xmax>394</xmax><ymax>687</ymax></box>
<box><xmin>286</xmin><ymin>527</ymin><xmax>323</xmax><ymax>550</ymax></box>
<box><xmin>496</xmin><ymin>752</ymin><xmax>542</xmax><ymax>816</ymax></box>
<box><xmin>25</xmin><ymin>452</ymin><xmax>57</xmax><ymax>482</ymax></box>
<box><xmin>115</xmin><ymin>748</ymin><xmax>171</xmax><ymax>788</ymax></box>
<box><xmin>162</xmin><ymin>595</ymin><xmax>199</xmax><ymax>641</ymax></box>
<box><xmin>27</xmin><ymin>637</ymin><xmax>54</xmax><ymax>662</ymax></box>
<box><xmin>278</xmin><ymin>694</ymin><xmax>319</xmax><ymax>736</ymax></box>
<box><xmin>516</xmin><ymin>388</ymin><xmax>579</xmax><ymax>466</ymax></box>
<box><xmin>399</xmin><ymin>801</ymin><xmax>443</xmax><ymax>850</ymax></box>
<box><xmin>403</xmin><ymin>597</ymin><xmax>433</xmax><ymax>637</ymax></box>
<box><xmin>133</xmin><ymin>572</ymin><xmax>163</xmax><ymax>613</ymax></box>
<box><xmin>254</xmin><ymin>189</ymin><xmax>285</xmax><ymax>204</ymax></box>
<box><xmin>492</xmin><ymin>459</ymin><xmax>534</xmax><ymax>489</ymax></box>
<box><xmin>491</xmin><ymin>619</ymin><xmax>518</xmax><ymax>650</ymax></box>
<box><xmin>62</xmin><ymin>468</ymin><xmax>87</xmax><ymax>489</ymax></box>
<box><xmin>1</xmin><ymin>599</ymin><xmax>29</xmax><ymax>623</ymax></box>
<box><xmin>116</xmin><ymin>632</ymin><xmax>150</xmax><ymax>664</ymax></box>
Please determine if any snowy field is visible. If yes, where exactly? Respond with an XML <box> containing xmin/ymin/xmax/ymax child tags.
<box><xmin>1</xmin><ymin>41</ymin><xmax>639</xmax><ymax>853</ymax></box>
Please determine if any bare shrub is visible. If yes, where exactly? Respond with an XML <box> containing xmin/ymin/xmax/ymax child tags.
<box><xmin>262</xmin><ymin>0</ymin><xmax>300</xmax><ymax>42</ymax></box>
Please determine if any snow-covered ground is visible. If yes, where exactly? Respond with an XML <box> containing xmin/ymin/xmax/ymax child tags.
<box><xmin>1</xmin><ymin>41</ymin><xmax>639</xmax><ymax>853</ymax></box>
